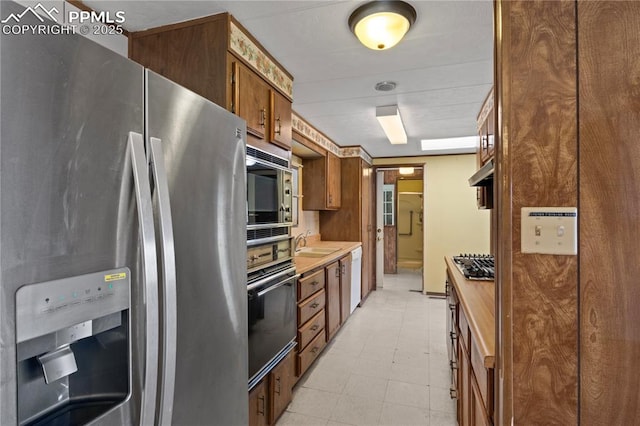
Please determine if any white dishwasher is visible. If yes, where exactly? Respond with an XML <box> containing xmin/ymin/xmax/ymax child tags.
<box><xmin>350</xmin><ymin>246</ymin><xmax>362</xmax><ymax>313</ymax></box>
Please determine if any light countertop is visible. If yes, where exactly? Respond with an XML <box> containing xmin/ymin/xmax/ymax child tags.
<box><xmin>445</xmin><ymin>256</ymin><xmax>495</xmax><ymax>368</ymax></box>
<box><xmin>294</xmin><ymin>240</ymin><xmax>362</xmax><ymax>275</ymax></box>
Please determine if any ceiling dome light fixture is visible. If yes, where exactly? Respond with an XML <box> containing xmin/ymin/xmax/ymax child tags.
<box><xmin>349</xmin><ymin>1</ymin><xmax>417</xmax><ymax>50</ymax></box>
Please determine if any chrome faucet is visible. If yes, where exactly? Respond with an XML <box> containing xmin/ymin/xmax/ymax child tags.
<box><xmin>294</xmin><ymin>230</ymin><xmax>311</xmax><ymax>252</ymax></box>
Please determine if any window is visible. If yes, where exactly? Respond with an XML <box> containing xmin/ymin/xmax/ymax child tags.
<box><xmin>383</xmin><ymin>184</ymin><xmax>395</xmax><ymax>226</ymax></box>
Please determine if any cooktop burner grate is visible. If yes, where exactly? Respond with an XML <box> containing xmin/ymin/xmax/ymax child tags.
<box><xmin>453</xmin><ymin>254</ymin><xmax>495</xmax><ymax>280</ymax></box>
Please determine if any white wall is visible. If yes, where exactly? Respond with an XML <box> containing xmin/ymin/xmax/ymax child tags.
<box><xmin>374</xmin><ymin>154</ymin><xmax>490</xmax><ymax>293</ymax></box>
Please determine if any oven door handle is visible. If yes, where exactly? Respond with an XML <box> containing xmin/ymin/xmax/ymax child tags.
<box><xmin>255</xmin><ymin>273</ymin><xmax>301</xmax><ymax>297</ymax></box>
<box><xmin>248</xmin><ymin>266</ymin><xmax>297</xmax><ymax>291</ymax></box>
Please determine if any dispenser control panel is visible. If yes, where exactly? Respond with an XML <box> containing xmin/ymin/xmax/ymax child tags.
<box><xmin>15</xmin><ymin>268</ymin><xmax>131</xmax><ymax>343</ymax></box>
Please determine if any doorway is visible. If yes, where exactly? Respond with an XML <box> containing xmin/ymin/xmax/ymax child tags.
<box><xmin>397</xmin><ymin>179</ymin><xmax>424</xmax><ymax>271</ymax></box>
<box><xmin>375</xmin><ymin>167</ymin><xmax>425</xmax><ymax>291</ymax></box>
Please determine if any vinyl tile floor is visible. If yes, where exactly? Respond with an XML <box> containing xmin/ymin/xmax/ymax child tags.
<box><xmin>276</xmin><ymin>271</ymin><xmax>457</xmax><ymax>426</ymax></box>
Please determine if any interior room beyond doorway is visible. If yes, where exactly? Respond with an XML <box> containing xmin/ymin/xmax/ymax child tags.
<box><xmin>377</xmin><ymin>167</ymin><xmax>424</xmax><ymax>283</ymax></box>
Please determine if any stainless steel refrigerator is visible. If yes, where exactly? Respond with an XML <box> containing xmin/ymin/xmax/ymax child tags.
<box><xmin>0</xmin><ymin>2</ymin><xmax>248</xmax><ymax>425</ymax></box>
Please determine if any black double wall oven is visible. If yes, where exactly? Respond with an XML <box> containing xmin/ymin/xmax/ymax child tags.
<box><xmin>246</xmin><ymin>146</ymin><xmax>297</xmax><ymax>390</ymax></box>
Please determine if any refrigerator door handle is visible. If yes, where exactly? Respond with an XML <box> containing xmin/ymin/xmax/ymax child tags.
<box><xmin>129</xmin><ymin>131</ymin><xmax>160</xmax><ymax>426</ymax></box>
<box><xmin>149</xmin><ymin>137</ymin><xmax>177</xmax><ymax>426</ymax></box>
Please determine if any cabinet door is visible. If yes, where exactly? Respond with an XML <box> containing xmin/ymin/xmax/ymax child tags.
<box><xmin>339</xmin><ymin>254</ymin><xmax>352</xmax><ymax>324</ymax></box>
<box><xmin>471</xmin><ymin>376</ymin><xmax>491</xmax><ymax>426</ymax></box>
<box><xmin>360</xmin><ymin>161</ymin><xmax>372</xmax><ymax>297</ymax></box>
<box><xmin>326</xmin><ymin>153</ymin><xmax>341</xmax><ymax>208</ymax></box>
<box><xmin>325</xmin><ymin>261</ymin><xmax>341</xmax><ymax>340</ymax></box>
<box><xmin>458</xmin><ymin>343</ymin><xmax>471</xmax><ymax>426</ymax></box>
<box><xmin>269</xmin><ymin>350</ymin><xmax>295</xmax><ymax>424</ymax></box>
<box><xmin>233</xmin><ymin>61</ymin><xmax>269</xmax><ymax>140</ymax></box>
<box><xmin>486</xmin><ymin>107</ymin><xmax>495</xmax><ymax>159</ymax></box>
<box><xmin>248</xmin><ymin>380</ymin><xmax>268</xmax><ymax>426</ymax></box>
<box><xmin>270</xmin><ymin>90</ymin><xmax>292</xmax><ymax>150</ymax></box>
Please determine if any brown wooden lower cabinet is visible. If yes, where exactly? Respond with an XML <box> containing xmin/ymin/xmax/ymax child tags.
<box><xmin>325</xmin><ymin>261</ymin><xmax>341</xmax><ymax>341</ymax></box>
<box><xmin>339</xmin><ymin>254</ymin><xmax>352</xmax><ymax>324</ymax></box>
<box><xmin>295</xmin><ymin>251</ymin><xmax>359</xmax><ymax>380</ymax></box>
<box><xmin>459</xmin><ymin>340</ymin><xmax>471</xmax><ymax>426</ymax></box>
<box><xmin>248</xmin><ymin>350</ymin><xmax>295</xmax><ymax>426</ymax></box>
<box><xmin>296</xmin><ymin>266</ymin><xmax>328</xmax><ymax>378</ymax></box>
<box><xmin>456</xmin><ymin>329</ymin><xmax>494</xmax><ymax>426</ymax></box>
<box><xmin>297</xmin><ymin>328</ymin><xmax>327</xmax><ymax>377</ymax></box>
<box><xmin>249</xmin><ymin>379</ymin><xmax>268</xmax><ymax>426</ymax></box>
<box><xmin>471</xmin><ymin>374</ymin><xmax>491</xmax><ymax>426</ymax></box>
<box><xmin>269</xmin><ymin>350</ymin><xmax>295</xmax><ymax>424</ymax></box>
<box><xmin>446</xmin><ymin>267</ymin><xmax>495</xmax><ymax>426</ymax></box>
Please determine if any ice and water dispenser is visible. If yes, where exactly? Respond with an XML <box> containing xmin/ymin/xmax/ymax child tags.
<box><xmin>15</xmin><ymin>268</ymin><xmax>131</xmax><ymax>425</ymax></box>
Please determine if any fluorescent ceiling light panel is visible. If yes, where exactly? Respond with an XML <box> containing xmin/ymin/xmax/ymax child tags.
<box><xmin>398</xmin><ymin>167</ymin><xmax>414</xmax><ymax>175</ymax></box>
<box><xmin>376</xmin><ymin>105</ymin><xmax>407</xmax><ymax>144</ymax></box>
<box><xmin>420</xmin><ymin>136</ymin><xmax>478</xmax><ymax>153</ymax></box>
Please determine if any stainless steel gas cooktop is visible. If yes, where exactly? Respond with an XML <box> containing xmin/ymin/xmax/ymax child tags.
<box><xmin>453</xmin><ymin>254</ymin><xmax>495</xmax><ymax>281</ymax></box>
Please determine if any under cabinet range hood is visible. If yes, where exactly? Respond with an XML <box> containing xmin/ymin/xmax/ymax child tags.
<box><xmin>469</xmin><ymin>159</ymin><xmax>494</xmax><ymax>186</ymax></box>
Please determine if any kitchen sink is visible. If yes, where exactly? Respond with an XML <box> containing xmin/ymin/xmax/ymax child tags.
<box><xmin>295</xmin><ymin>247</ymin><xmax>340</xmax><ymax>257</ymax></box>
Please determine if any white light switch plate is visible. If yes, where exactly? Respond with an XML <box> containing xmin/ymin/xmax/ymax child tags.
<box><xmin>521</xmin><ymin>207</ymin><xmax>577</xmax><ymax>255</ymax></box>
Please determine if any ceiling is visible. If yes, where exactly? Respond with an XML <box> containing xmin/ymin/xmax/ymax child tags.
<box><xmin>85</xmin><ymin>0</ymin><xmax>494</xmax><ymax>158</ymax></box>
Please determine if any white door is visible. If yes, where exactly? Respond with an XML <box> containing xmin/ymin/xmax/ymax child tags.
<box><xmin>375</xmin><ymin>171</ymin><xmax>385</xmax><ymax>288</ymax></box>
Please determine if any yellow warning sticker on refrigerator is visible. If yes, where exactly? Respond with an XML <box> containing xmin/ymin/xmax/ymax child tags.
<box><xmin>104</xmin><ymin>272</ymin><xmax>127</xmax><ymax>282</ymax></box>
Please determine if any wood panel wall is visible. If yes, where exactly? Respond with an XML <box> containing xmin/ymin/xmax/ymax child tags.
<box><xmin>495</xmin><ymin>1</ymin><xmax>578</xmax><ymax>424</ymax></box>
<box><xmin>578</xmin><ymin>1</ymin><xmax>640</xmax><ymax>423</ymax></box>
<box><xmin>383</xmin><ymin>226</ymin><xmax>397</xmax><ymax>274</ymax></box>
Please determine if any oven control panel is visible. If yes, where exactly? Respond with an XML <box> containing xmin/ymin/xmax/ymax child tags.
<box><xmin>247</xmin><ymin>237</ymin><xmax>293</xmax><ymax>273</ymax></box>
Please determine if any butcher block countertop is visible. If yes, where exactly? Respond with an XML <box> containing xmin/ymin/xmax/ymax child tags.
<box><xmin>445</xmin><ymin>256</ymin><xmax>495</xmax><ymax>368</ymax></box>
<box><xmin>293</xmin><ymin>241</ymin><xmax>362</xmax><ymax>275</ymax></box>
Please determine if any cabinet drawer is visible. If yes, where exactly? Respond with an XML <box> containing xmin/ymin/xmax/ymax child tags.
<box><xmin>298</xmin><ymin>309</ymin><xmax>325</xmax><ymax>350</ymax></box>
<box><xmin>298</xmin><ymin>269</ymin><xmax>325</xmax><ymax>301</ymax></box>
<box><xmin>471</xmin><ymin>337</ymin><xmax>494</xmax><ymax>417</ymax></box>
<box><xmin>298</xmin><ymin>289</ymin><xmax>326</xmax><ymax>325</ymax></box>
<box><xmin>297</xmin><ymin>330</ymin><xmax>326</xmax><ymax>377</ymax></box>
<box><xmin>458</xmin><ymin>308</ymin><xmax>470</xmax><ymax>352</ymax></box>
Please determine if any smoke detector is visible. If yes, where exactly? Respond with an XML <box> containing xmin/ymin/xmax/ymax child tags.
<box><xmin>375</xmin><ymin>81</ymin><xmax>397</xmax><ymax>92</ymax></box>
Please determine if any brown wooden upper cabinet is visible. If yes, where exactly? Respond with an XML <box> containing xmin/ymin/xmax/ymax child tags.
<box><xmin>302</xmin><ymin>153</ymin><xmax>341</xmax><ymax>210</ymax></box>
<box><xmin>477</xmin><ymin>88</ymin><xmax>495</xmax><ymax>166</ymax></box>
<box><xmin>129</xmin><ymin>13</ymin><xmax>294</xmax><ymax>156</ymax></box>
<box><xmin>475</xmin><ymin>88</ymin><xmax>494</xmax><ymax>210</ymax></box>
<box><xmin>232</xmin><ymin>59</ymin><xmax>270</xmax><ymax>140</ymax></box>
<box><xmin>270</xmin><ymin>90</ymin><xmax>292</xmax><ymax>150</ymax></box>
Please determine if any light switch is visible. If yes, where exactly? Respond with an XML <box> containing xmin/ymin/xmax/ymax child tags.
<box><xmin>521</xmin><ymin>207</ymin><xmax>577</xmax><ymax>255</ymax></box>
